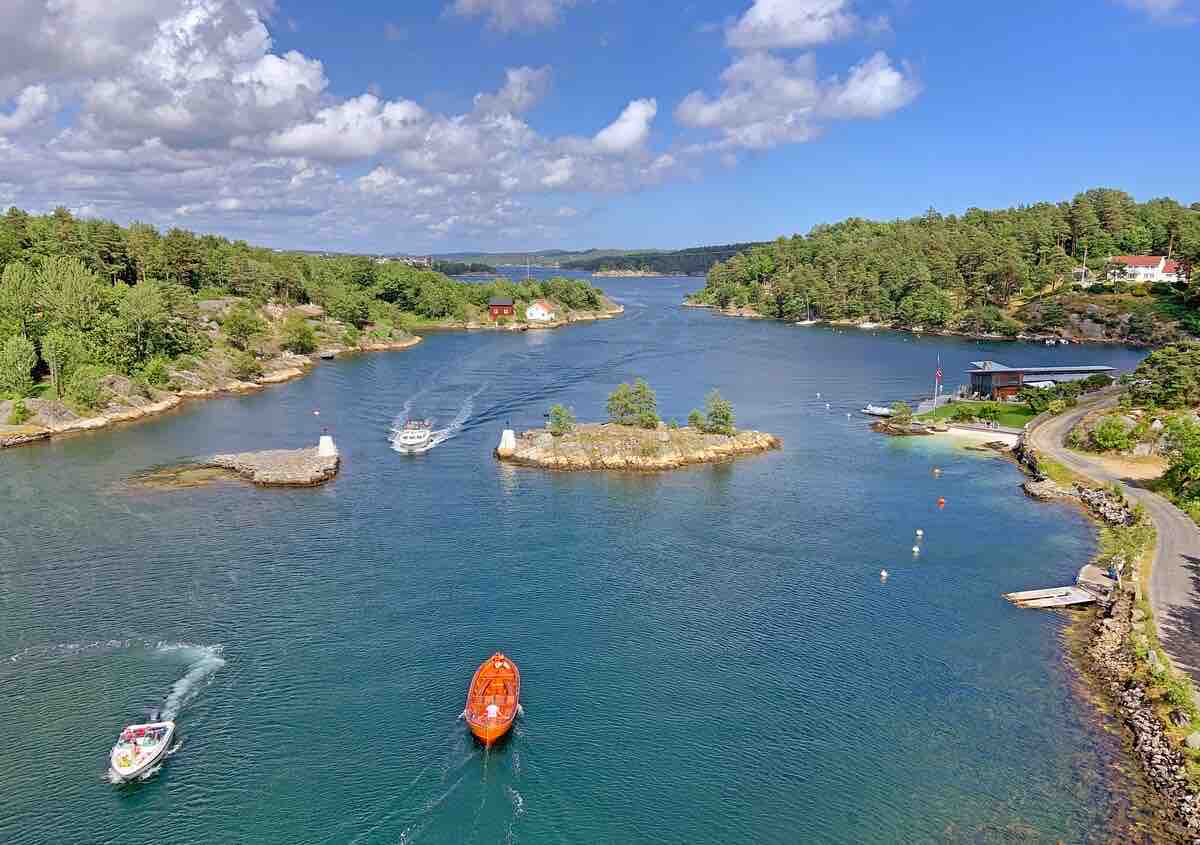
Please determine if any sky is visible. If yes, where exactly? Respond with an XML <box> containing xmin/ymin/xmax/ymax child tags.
<box><xmin>0</xmin><ymin>0</ymin><xmax>1197</xmax><ymax>254</ymax></box>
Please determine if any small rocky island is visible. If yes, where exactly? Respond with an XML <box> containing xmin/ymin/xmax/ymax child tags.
<box><xmin>206</xmin><ymin>446</ymin><xmax>340</xmax><ymax>486</ymax></box>
<box><xmin>495</xmin><ymin>380</ymin><xmax>780</xmax><ymax>471</ymax></box>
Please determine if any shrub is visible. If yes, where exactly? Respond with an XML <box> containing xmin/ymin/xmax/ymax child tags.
<box><xmin>280</xmin><ymin>315</ymin><xmax>318</xmax><ymax>354</ymax></box>
<box><xmin>222</xmin><ymin>303</ymin><xmax>266</xmax><ymax>350</ymax></box>
<box><xmin>890</xmin><ymin>401</ymin><xmax>913</xmax><ymax>425</ymax></box>
<box><xmin>1047</xmin><ymin>399</ymin><xmax>1067</xmax><ymax>416</ymax></box>
<box><xmin>0</xmin><ymin>335</ymin><xmax>37</xmax><ymax>397</ymax></box>
<box><xmin>139</xmin><ymin>355</ymin><xmax>171</xmax><ymax>387</ymax></box>
<box><xmin>341</xmin><ymin>325</ymin><xmax>361</xmax><ymax>348</ymax></box>
<box><xmin>607</xmin><ymin>378</ymin><xmax>658</xmax><ymax>428</ymax></box>
<box><xmin>230</xmin><ymin>351</ymin><xmax>263</xmax><ymax>381</ymax></box>
<box><xmin>1091</xmin><ymin>415</ymin><xmax>1134</xmax><ymax>452</ymax></box>
<box><xmin>949</xmin><ymin>405</ymin><xmax>976</xmax><ymax>423</ymax></box>
<box><xmin>687</xmin><ymin>409</ymin><xmax>704</xmax><ymax>429</ymax></box>
<box><xmin>975</xmin><ymin>404</ymin><xmax>1001</xmax><ymax>424</ymax></box>
<box><xmin>66</xmin><ymin>365</ymin><xmax>109</xmax><ymax>412</ymax></box>
<box><xmin>703</xmin><ymin>389</ymin><xmax>735</xmax><ymax>435</ymax></box>
<box><xmin>548</xmin><ymin>404</ymin><xmax>576</xmax><ymax>436</ymax></box>
<box><xmin>668</xmin><ymin>419</ymin><xmax>679</xmax><ymax>430</ymax></box>
<box><xmin>7</xmin><ymin>397</ymin><xmax>31</xmax><ymax>425</ymax></box>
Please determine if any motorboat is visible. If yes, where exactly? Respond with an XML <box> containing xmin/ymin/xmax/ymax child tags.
<box><xmin>391</xmin><ymin>419</ymin><xmax>435</xmax><ymax>453</ymax></box>
<box><xmin>861</xmin><ymin>404</ymin><xmax>894</xmax><ymax>417</ymax></box>
<box><xmin>464</xmin><ymin>653</ymin><xmax>520</xmax><ymax>746</ymax></box>
<box><xmin>109</xmin><ymin>721</ymin><xmax>175</xmax><ymax>782</ymax></box>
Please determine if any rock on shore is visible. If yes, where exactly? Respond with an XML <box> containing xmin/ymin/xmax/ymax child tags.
<box><xmin>206</xmin><ymin>447</ymin><xmax>339</xmax><ymax>486</ymax></box>
<box><xmin>496</xmin><ymin>423</ymin><xmax>781</xmax><ymax>471</ymax></box>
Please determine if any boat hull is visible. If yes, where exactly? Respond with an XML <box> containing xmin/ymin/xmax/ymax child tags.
<box><xmin>109</xmin><ymin>721</ymin><xmax>175</xmax><ymax>782</ymax></box>
<box><xmin>464</xmin><ymin>653</ymin><xmax>520</xmax><ymax>747</ymax></box>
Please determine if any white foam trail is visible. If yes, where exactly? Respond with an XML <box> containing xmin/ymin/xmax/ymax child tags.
<box><xmin>390</xmin><ymin>381</ymin><xmax>488</xmax><ymax>453</ymax></box>
<box><xmin>158</xmin><ymin>643</ymin><xmax>225</xmax><ymax>720</ymax></box>
<box><xmin>8</xmin><ymin>638</ymin><xmax>132</xmax><ymax>663</ymax></box>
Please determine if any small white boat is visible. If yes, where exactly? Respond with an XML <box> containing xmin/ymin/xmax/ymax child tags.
<box><xmin>794</xmin><ymin>320</ymin><xmax>819</xmax><ymax>326</ymax></box>
<box><xmin>109</xmin><ymin>721</ymin><xmax>175</xmax><ymax>782</ymax></box>
<box><xmin>391</xmin><ymin>419</ymin><xmax>435</xmax><ymax>454</ymax></box>
<box><xmin>861</xmin><ymin>404</ymin><xmax>894</xmax><ymax>417</ymax></box>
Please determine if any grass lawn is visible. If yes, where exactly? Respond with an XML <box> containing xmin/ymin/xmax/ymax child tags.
<box><xmin>916</xmin><ymin>401</ymin><xmax>1037</xmax><ymax>430</ymax></box>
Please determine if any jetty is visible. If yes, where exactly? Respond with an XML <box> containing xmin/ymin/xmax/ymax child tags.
<box><xmin>1004</xmin><ymin>563</ymin><xmax>1116</xmax><ymax>609</ymax></box>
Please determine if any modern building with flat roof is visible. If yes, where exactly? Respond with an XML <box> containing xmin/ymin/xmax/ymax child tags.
<box><xmin>966</xmin><ymin>361</ymin><xmax>1116</xmax><ymax>400</ymax></box>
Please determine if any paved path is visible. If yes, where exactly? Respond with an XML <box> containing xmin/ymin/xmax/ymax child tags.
<box><xmin>1028</xmin><ymin>395</ymin><xmax>1200</xmax><ymax>685</ymax></box>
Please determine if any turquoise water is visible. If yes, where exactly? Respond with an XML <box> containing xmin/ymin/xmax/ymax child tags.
<box><xmin>0</xmin><ymin>277</ymin><xmax>1154</xmax><ymax>843</ymax></box>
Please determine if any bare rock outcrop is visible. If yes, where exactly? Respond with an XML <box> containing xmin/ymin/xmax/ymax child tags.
<box><xmin>206</xmin><ymin>447</ymin><xmax>339</xmax><ymax>486</ymax></box>
<box><xmin>496</xmin><ymin>423</ymin><xmax>781</xmax><ymax>471</ymax></box>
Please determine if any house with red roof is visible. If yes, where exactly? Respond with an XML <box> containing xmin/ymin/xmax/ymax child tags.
<box><xmin>525</xmin><ymin>299</ymin><xmax>557</xmax><ymax>322</ymax></box>
<box><xmin>1106</xmin><ymin>255</ymin><xmax>1186</xmax><ymax>284</ymax></box>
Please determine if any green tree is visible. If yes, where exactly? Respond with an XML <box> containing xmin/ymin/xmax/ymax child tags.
<box><xmin>607</xmin><ymin>382</ymin><xmax>637</xmax><ymax>425</ymax></box>
<box><xmin>41</xmin><ymin>327</ymin><xmax>82</xmax><ymax>398</ymax></box>
<box><xmin>0</xmin><ymin>262</ymin><xmax>40</xmax><ymax>339</ymax></box>
<box><xmin>890</xmin><ymin>401</ymin><xmax>913</xmax><ymax>425</ymax></box>
<box><xmin>703</xmin><ymin>389</ymin><xmax>735</xmax><ymax>435</ymax></box>
<box><xmin>280</xmin><ymin>314</ymin><xmax>318</xmax><ymax>353</ymax></box>
<box><xmin>607</xmin><ymin>378</ymin><xmax>658</xmax><ymax>428</ymax></box>
<box><xmin>0</xmin><ymin>335</ymin><xmax>37</xmax><ymax>396</ymax></box>
<box><xmin>65</xmin><ymin>364</ymin><xmax>109</xmax><ymax>412</ymax></box>
<box><xmin>222</xmin><ymin>303</ymin><xmax>266</xmax><ymax>351</ymax></box>
<box><xmin>548</xmin><ymin>404</ymin><xmax>576</xmax><ymax>436</ymax></box>
<box><xmin>7</xmin><ymin>397</ymin><xmax>31</xmax><ymax>425</ymax></box>
<box><xmin>327</xmin><ymin>287</ymin><xmax>373</xmax><ymax>327</ymax></box>
<box><xmin>1163</xmin><ymin>416</ymin><xmax>1200</xmax><ymax>502</ymax></box>
<box><xmin>687</xmin><ymin>409</ymin><xmax>705</xmax><ymax>429</ymax></box>
<box><xmin>230</xmin><ymin>350</ymin><xmax>263</xmax><ymax>381</ymax></box>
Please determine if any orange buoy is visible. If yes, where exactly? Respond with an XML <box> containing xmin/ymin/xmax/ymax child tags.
<box><xmin>464</xmin><ymin>653</ymin><xmax>520</xmax><ymax>746</ymax></box>
<box><xmin>937</xmin><ymin>497</ymin><xmax>946</xmax><ymax>509</ymax></box>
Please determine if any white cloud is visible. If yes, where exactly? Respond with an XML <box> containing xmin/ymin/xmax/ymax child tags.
<box><xmin>0</xmin><ymin>85</ymin><xmax>56</xmax><ymax>135</ymax></box>
<box><xmin>449</xmin><ymin>0</ymin><xmax>577</xmax><ymax>32</ymax></box>
<box><xmin>821</xmin><ymin>52</ymin><xmax>920</xmax><ymax>118</ymax></box>
<box><xmin>676</xmin><ymin>51</ymin><xmax>917</xmax><ymax>150</ymax></box>
<box><xmin>260</xmin><ymin>95</ymin><xmax>427</xmax><ymax>160</ymax></box>
<box><xmin>727</xmin><ymin>0</ymin><xmax>865</xmax><ymax>49</ymax></box>
<box><xmin>593</xmin><ymin>98</ymin><xmax>657</xmax><ymax>154</ymax></box>
<box><xmin>1118</xmin><ymin>0</ymin><xmax>1185</xmax><ymax>17</ymax></box>
<box><xmin>473</xmin><ymin>65</ymin><xmax>552</xmax><ymax>114</ymax></box>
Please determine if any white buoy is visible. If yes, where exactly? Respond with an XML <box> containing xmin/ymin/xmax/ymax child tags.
<box><xmin>825</xmin><ymin>403</ymin><xmax>830</xmax><ymax>409</ymax></box>
<box><xmin>496</xmin><ymin>428</ymin><xmax>517</xmax><ymax>457</ymax></box>
<box><xmin>816</xmin><ymin>392</ymin><xmax>821</xmax><ymax>398</ymax></box>
<box><xmin>916</xmin><ymin>529</ymin><xmax>924</xmax><ymax>538</ymax></box>
<box><xmin>318</xmin><ymin>434</ymin><xmax>338</xmax><ymax>457</ymax></box>
<box><xmin>880</xmin><ymin>569</ymin><xmax>889</xmax><ymax>580</ymax></box>
<box><xmin>912</xmin><ymin>545</ymin><xmax>920</xmax><ymax>555</ymax></box>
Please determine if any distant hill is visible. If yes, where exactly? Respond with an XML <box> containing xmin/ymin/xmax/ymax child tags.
<box><xmin>434</xmin><ymin>243</ymin><xmax>764</xmax><ymax>276</ymax></box>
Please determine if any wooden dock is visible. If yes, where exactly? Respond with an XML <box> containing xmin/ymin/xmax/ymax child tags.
<box><xmin>1004</xmin><ymin>564</ymin><xmax>1116</xmax><ymax>609</ymax></box>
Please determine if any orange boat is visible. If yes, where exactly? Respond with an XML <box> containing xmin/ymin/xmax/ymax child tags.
<box><xmin>464</xmin><ymin>653</ymin><xmax>520</xmax><ymax>746</ymax></box>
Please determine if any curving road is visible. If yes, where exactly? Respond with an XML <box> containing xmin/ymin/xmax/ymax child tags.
<box><xmin>1028</xmin><ymin>394</ymin><xmax>1200</xmax><ymax>685</ymax></box>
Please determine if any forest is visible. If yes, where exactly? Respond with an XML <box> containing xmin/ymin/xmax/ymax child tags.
<box><xmin>0</xmin><ymin>206</ymin><xmax>605</xmax><ymax>411</ymax></box>
<box><xmin>690</xmin><ymin>189</ymin><xmax>1200</xmax><ymax>337</ymax></box>
<box><xmin>561</xmin><ymin>243</ymin><xmax>761</xmax><ymax>276</ymax></box>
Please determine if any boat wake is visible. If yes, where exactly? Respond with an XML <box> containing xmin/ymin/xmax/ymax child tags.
<box><xmin>156</xmin><ymin>643</ymin><xmax>226</xmax><ymax>720</ymax></box>
<box><xmin>390</xmin><ymin>382</ymin><xmax>488</xmax><ymax>455</ymax></box>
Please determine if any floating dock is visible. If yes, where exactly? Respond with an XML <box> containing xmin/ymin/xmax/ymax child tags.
<box><xmin>1004</xmin><ymin>564</ymin><xmax>1116</xmax><ymax>609</ymax></box>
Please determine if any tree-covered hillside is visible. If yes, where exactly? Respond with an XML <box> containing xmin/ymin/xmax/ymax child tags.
<box><xmin>0</xmin><ymin>206</ymin><xmax>607</xmax><ymax>414</ymax></box>
<box><xmin>691</xmin><ymin>189</ymin><xmax>1200</xmax><ymax>338</ymax></box>
<box><xmin>561</xmin><ymin>243</ymin><xmax>762</xmax><ymax>276</ymax></box>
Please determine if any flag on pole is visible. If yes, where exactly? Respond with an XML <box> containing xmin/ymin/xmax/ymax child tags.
<box><xmin>935</xmin><ymin>355</ymin><xmax>943</xmax><ymax>384</ymax></box>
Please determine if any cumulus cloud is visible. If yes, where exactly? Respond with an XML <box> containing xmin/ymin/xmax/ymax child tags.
<box><xmin>676</xmin><ymin>51</ymin><xmax>917</xmax><ymax>150</ymax></box>
<box><xmin>0</xmin><ymin>0</ymin><xmax>672</xmax><ymax>248</ymax></box>
<box><xmin>727</xmin><ymin>0</ymin><xmax>865</xmax><ymax>49</ymax></box>
<box><xmin>0</xmin><ymin>85</ymin><xmax>56</xmax><ymax>135</ymax></box>
<box><xmin>449</xmin><ymin>0</ymin><xmax>577</xmax><ymax>31</ymax></box>
<box><xmin>1118</xmin><ymin>0</ymin><xmax>1184</xmax><ymax>16</ymax></box>
<box><xmin>473</xmin><ymin>65</ymin><xmax>552</xmax><ymax>114</ymax></box>
<box><xmin>593</xmin><ymin>98</ymin><xmax>657</xmax><ymax>154</ymax></box>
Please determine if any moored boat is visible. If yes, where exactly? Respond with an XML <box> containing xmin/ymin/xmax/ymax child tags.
<box><xmin>464</xmin><ymin>653</ymin><xmax>520</xmax><ymax>746</ymax></box>
<box><xmin>109</xmin><ymin>721</ymin><xmax>175</xmax><ymax>782</ymax></box>
<box><xmin>861</xmin><ymin>404</ymin><xmax>894</xmax><ymax>417</ymax></box>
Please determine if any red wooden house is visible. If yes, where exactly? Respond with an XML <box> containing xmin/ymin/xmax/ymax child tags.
<box><xmin>487</xmin><ymin>297</ymin><xmax>515</xmax><ymax>320</ymax></box>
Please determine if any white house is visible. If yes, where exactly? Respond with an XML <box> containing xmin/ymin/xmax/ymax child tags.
<box><xmin>1107</xmin><ymin>255</ymin><xmax>1185</xmax><ymax>284</ymax></box>
<box><xmin>525</xmin><ymin>300</ymin><xmax>557</xmax><ymax>322</ymax></box>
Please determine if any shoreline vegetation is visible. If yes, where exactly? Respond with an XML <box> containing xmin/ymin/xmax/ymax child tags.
<box><xmin>684</xmin><ymin>188</ymin><xmax>1200</xmax><ymax>347</ymax></box>
<box><xmin>0</xmin><ymin>205</ymin><xmax>618</xmax><ymax>450</ymax></box>
<box><xmin>496</xmin><ymin>381</ymin><xmax>781</xmax><ymax>470</ymax></box>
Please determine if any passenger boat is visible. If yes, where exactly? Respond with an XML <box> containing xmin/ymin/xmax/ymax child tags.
<box><xmin>861</xmin><ymin>404</ymin><xmax>894</xmax><ymax>417</ymax></box>
<box><xmin>391</xmin><ymin>419</ymin><xmax>435</xmax><ymax>453</ymax></box>
<box><xmin>109</xmin><ymin>721</ymin><xmax>175</xmax><ymax>782</ymax></box>
<box><xmin>464</xmin><ymin>653</ymin><xmax>520</xmax><ymax>746</ymax></box>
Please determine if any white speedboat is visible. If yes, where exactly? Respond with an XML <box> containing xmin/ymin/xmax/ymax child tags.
<box><xmin>109</xmin><ymin>721</ymin><xmax>175</xmax><ymax>782</ymax></box>
<box><xmin>861</xmin><ymin>404</ymin><xmax>894</xmax><ymax>417</ymax></box>
<box><xmin>391</xmin><ymin>419</ymin><xmax>435</xmax><ymax>453</ymax></box>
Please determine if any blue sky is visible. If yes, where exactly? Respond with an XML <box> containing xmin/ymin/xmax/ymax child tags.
<box><xmin>0</xmin><ymin>0</ymin><xmax>1196</xmax><ymax>252</ymax></box>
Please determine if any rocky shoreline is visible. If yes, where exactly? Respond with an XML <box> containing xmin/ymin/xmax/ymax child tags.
<box><xmin>206</xmin><ymin>446</ymin><xmax>340</xmax><ymax>487</ymax></box>
<box><xmin>496</xmin><ymin>423</ymin><xmax>781</xmax><ymax>471</ymax></box>
<box><xmin>1015</xmin><ymin>433</ymin><xmax>1200</xmax><ymax>840</ymax></box>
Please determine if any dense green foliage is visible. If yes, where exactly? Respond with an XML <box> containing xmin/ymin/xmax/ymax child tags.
<box><xmin>7</xmin><ymin>397</ymin><xmax>30</xmax><ymax>425</ymax></box>
<box><xmin>607</xmin><ymin>379</ymin><xmax>659</xmax><ymax>429</ymax></box>
<box><xmin>1163</xmin><ymin>417</ymin><xmax>1200</xmax><ymax>506</ymax></box>
<box><xmin>697</xmin><ymin>389</ymin><xmax>735</xmax><ymax>435</ymax></box>
<box><xmin>890</xmin><ymin>401</ymin><xmax>913</xmax><ymax>425</ymax></box>
<box><xmin>433</xmin><ymin>261</ymin><xmax>497</xmax><ymax>275</ymax></box>
<box><xmin>548</xmin><ymin>404</ymin><xmax>576</xmax><ymax>436</ymax></box>
<box><xmin>1127</xmin><ymin>342</ymin><xmax>1200</xmax><ymax>408</ymax></box>
<box><xmin>1090</xmin><ymin>415</ymin><xmax>1135</xmax><ymax>452</ymax></box>
<box><xmin>280</xmin><ymin>315</ymin><xmax>318</xmax><ymax>354</ymax></box>
<box><xmin>0</xmin><ymin>205</ymin><xmax>607</xmax><ymax>406</ymax></box>
<box><xmin>687</xmin><ymin>409</ymin><xmax>704</xmax><ymax>429</ymax></box>
<box><xmin>563</xmin><ymin>243</ymin><xmax>762</xmax><ymax>276</ymax></box>
<box><xmin>692</xmin><ymin>189</ymin><xmax>1200</xmax><ymax>331</ymax></box>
